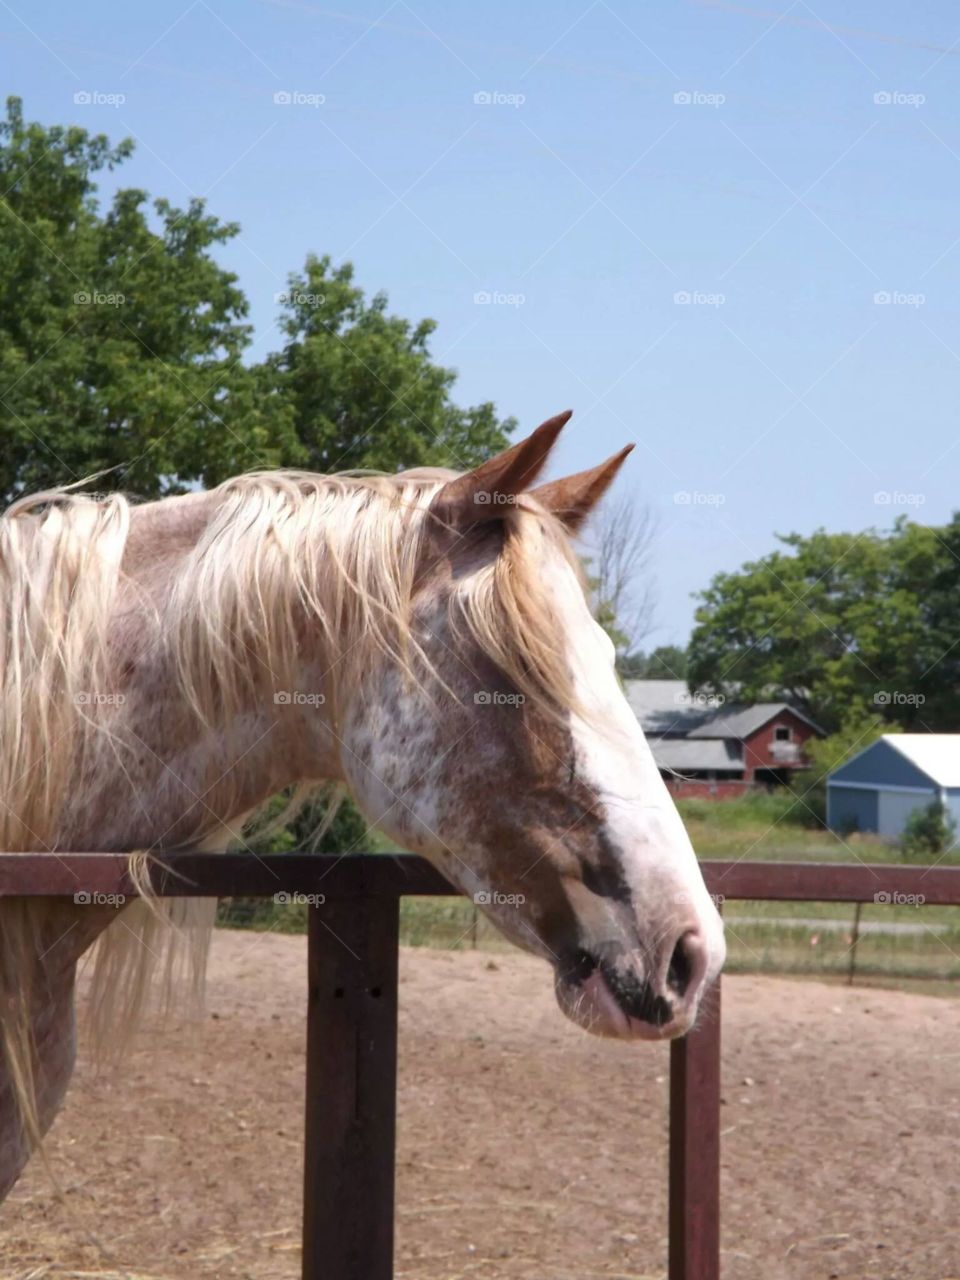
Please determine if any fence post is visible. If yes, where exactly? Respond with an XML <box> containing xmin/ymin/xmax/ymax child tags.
<box><xmin>668</xmin><ymin>978</ymin><xmax>721</xmax><ymax>1280</ymax></box>
<box><xmin>847</xmin><ymin>902</ymin><xmax>862</xmax><ymax>985</ymax></box>
<box><xmin>302</xmin><ymin>895</ymin><xmax>400</xmax><ymax>1280</ymax></box>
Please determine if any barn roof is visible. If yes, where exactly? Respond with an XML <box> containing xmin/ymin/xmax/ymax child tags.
<box><xmin>622</xmin><ymin>680</ymin><xmax>713</xmax><ymax>736</ymax></box>
<box><xmin>623</xmin><ymin>680</ymin><xmax>823</xmax><ymax>741</ymax></box>
<box><xmin>687</xmin><ymin>702</ymin><xmax>824</xmax><ymax>739</ymax></box>
<box><xmin>652</xmin><ymin>738</ymin><xmax>745</xmax><ymax>774</ymax></box>
<box><xmin>830</xmin><ymin>734</ymin><xmax>960</xmax><ymax>790</ymax></box>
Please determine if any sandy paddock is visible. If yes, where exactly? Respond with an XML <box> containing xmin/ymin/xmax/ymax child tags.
<box><xmin>2</xmin><ymin>929</ymin><xmax>958</xmax><ymax>1280</ymax></box>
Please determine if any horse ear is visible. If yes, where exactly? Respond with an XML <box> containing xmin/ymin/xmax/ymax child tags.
<box><xmin>430</xmin><ymin>410</ymin><xmax>572</xmax><ymax>527</ymax></box>
<box><xmin>530</xmin><ymin>444</ymin><xmax>634</xmax><ymax>533</ymax></box>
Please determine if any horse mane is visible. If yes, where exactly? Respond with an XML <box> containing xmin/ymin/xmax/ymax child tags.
<box><xmin>0</xmin><ymin>487</ymin><xmax>129</xmax><ymax>854</ymax></box>
<box><xmin>168</xmin><ymin>467</ymin><xmax>582</xmax><ymax>738</ymax></box>
<box><xmin>0</xmin><ymin>467</ymin><xmax>582</xmax><ymax>850</ymax></box>
<box><xmin>0</xmin><ymin>465</ymin><xmax>585</xmax><ymax>1159</ymax></box>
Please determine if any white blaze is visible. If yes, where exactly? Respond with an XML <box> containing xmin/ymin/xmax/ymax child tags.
<box><xmin>545</xmin><ymin>552</ymin><xmax>726</xmax><ymax>979</ymax></box>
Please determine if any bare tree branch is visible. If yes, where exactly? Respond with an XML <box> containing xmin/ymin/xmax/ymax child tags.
<box><xmin>586</xmin><ymin>492</ymin><xmax>658</xmax><ymax>653</ymax></box>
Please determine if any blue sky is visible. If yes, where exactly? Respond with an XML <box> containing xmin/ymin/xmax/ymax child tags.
<box><xmin>8</xmin><ymin>1</ymin><xmax>960</xmax><ymax>644</ymax></box>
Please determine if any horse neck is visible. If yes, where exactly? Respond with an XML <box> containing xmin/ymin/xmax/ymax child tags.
<box><xmin>57</xmin><ymin>488</ymin><xmax>345</xmax><ymax>852</ymax></box>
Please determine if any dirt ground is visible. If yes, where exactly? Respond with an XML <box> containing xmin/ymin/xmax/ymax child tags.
<box><xmin>2</xmin><ymin>930</ymin><xmax>959</xmax><ymax>1280</ymax></box>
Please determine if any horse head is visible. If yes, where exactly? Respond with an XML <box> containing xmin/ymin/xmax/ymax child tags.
<box><xmin>334</xmin><ymin>413</ymin><xmax>725</xmax><ymax>1040</ymax></box>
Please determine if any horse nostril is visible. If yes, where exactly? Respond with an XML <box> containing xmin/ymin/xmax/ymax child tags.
<box><xmin>567</xmin><ymin>947</ymin><xmax>597</xmax><ymax>984</ymax></box>
<box><xmin>667</xmin><ymin>932</ymin><xmax>697</xmax><ymax>998</ymax></box>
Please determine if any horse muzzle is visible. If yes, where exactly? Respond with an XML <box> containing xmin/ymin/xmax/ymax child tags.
<box><xmin>553</xmin><ymin>926</ymin><xmax>718</xmax><ymax>1041</ymax></box>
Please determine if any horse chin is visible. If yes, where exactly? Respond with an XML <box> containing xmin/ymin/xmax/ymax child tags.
<box><xmin>554</xmin><ymin>969</ymin><xmax>694</xmax><ymax>1042</ymax></box>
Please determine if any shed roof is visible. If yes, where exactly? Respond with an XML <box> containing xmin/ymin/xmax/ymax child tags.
<box><xmin>883</xmin><ymin>734</ymin><xmax>960</xmax><ymax>788</ymax></box>
<box><xmin>829</xmin><ymin>734</ymin><xmax>960</xmax><ymax>790</ymax></box>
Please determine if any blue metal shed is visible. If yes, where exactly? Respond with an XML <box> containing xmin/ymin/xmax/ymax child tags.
<box><xmin>827</xmin><ymin>734</ymin><xmax>960</xmax><ymax>842</ymax></box>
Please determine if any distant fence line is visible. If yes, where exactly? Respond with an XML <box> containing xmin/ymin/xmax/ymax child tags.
<box><xmin>219</xmin><ymin>879</ymin><xmax>960</xmax><ymax>986</ymax></box>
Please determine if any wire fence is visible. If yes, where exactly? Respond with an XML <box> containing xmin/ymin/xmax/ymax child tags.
<box><xmin>218</xmin><ymin>890</ymin><xmax>960</xmax><ymax>986</ymax></box>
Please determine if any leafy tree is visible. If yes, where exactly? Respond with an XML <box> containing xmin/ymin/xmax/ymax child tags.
<box><xmin>620</xmin><ymin>644</ymin><xmax>688</xmax><ymax>680</ymax></box>
<box><xmin>268</xmin><ymin>255</ymin><xmax>512</xmax><ymax>473</ymax></box>
<box><xmin>0</xmin><ymin>97</ymin><xmax>289</xmax><ymax>500</ymax></box>
<box><xmin>0</xmin><ymin>99</ymin><xmax>514</xmax><ymax>500</ymax></box>
<box><xmin>688</xmin><ymin>519</ymin><xmax>951</xmax><ymax>732</ymax></box>
<box><xmin>644</xmin><ymin>644</ymin><xmax>687</xmax><ymax>679</ymax></box>
<box><xmin>900</xmin><ymin>799</ymin><xmax>957</xmax><ymax>862</ymax></box>
<box><xmin>919</xmin><ymin>512</ymin><xmax>960</xmax><ymax>730</ymax></box>
<box><xmin>616</xmin><ymin>651</ymin><xmax>647</xmax><ymax>678</ymax></box>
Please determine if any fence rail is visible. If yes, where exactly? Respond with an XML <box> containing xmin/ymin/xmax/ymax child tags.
<box><xmin>4</xmin><ymin>852</ymin><xmax>960</xmax><ymax>1280</ymax></box>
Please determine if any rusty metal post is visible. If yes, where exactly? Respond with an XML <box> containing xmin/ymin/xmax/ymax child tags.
<box><xmin>668</xmin><ymin>978</ymin><xmax>722</xmax><ymax>1280</ymax></box>
<box><xmin>302</xmin><ymin>895</ymin><xmax>400</xmax><ymax>1280</ymax></box>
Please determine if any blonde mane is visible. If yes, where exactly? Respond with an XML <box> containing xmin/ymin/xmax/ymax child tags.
<box><xmin>0</xmin><ymin>467</ymin><xmax>583</xmax><ymax>849</ymax></box>
<box><xmin>0</xmin><ymin>465</ymin><xmax>586</xmax><ymax>1158</ymax></box>
<box><xmin>169</xmin><ymin>468</ymin><xmax>582</xmax><ymax>742</ymax></box>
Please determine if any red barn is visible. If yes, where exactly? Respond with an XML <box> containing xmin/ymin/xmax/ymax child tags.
<box><xmin>624</xmin><ymin>680</ymin><xmax>824</xmax><ymax>800</ymax></box>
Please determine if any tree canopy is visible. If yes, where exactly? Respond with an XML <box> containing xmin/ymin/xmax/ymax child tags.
<box><xmin>618</xmin><ymin>644</ymin><xmax>689</xmax><ymax>680</ymax></box>
<box><xmin>688</xmin><ymin>516</ymin><xmax>958</xmax><ymax>733</ymax></box>
<box><xmin>0</xmin><ymin>97</ymin><xmax>512</xmax><ymax>502</ymax></box>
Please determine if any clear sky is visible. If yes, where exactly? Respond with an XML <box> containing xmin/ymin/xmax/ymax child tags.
<box><xmin>8</xmin><ymin>1</ymin><xmax>960</xmax><ymax>644</ymax></box>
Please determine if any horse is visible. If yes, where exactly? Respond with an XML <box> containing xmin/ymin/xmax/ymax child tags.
<box><xmin>0</xmin><ymin>409</ymin><xmax>725</xmax><ymax>1198</ymax></box>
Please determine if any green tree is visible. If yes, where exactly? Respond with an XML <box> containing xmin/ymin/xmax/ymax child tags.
<box><xmin>620</xmin><ymin>644</ymin><xmax>688</xmax><ymax>680</ymax></box>
<box><xmin>0</xmin><ymin>97</ymin><xmax>288</xmax><ymax>500</ymax></box>
<box><xmin>617</xmin><ymin>651</ymin><xmax>648</xmax><ymax>678</ymax></box>
<box><xmin>900</xmin><ymin>799</ymin><xmax>957</xmax><ymax>862</ymax></box>
<box><xmin>0</xmin><ymin>100</ymin><xmax>513</xmax><ymax>499</ymax></box>
<box><xmin>688</xmin><ymin>519</ymin><xmax>950</xmax><ymax>732</ymax></box>
<box><xmin>268</xmin><ymin>255</ymin><xmax>512</xmax><ymax>473</ymax></box>
<box><xmin>919</xmin><ymin>512</ymin><xmax>960</xmax><ymax>729</ymax></box>
<box><xmin>645</xmin><ymin>644</ymin><xmax>687</xmax><ymax>679</ymax></box>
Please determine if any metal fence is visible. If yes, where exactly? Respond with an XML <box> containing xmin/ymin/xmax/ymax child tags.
<box><xmin>3</xmin><ymin>852</ymin><xmax>960</xmax><ymax>1280</ymax></box>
